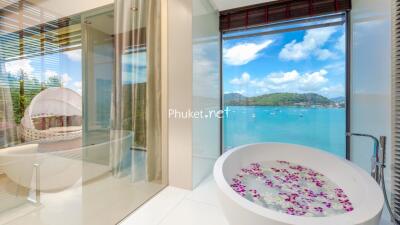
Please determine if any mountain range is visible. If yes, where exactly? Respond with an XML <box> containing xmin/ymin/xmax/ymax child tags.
<box><xmin>224</xmin><ymin>93</ymin><xmax>344</xmax><ymax>107</ymax></box>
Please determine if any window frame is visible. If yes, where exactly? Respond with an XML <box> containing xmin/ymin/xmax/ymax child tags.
<box><xmin>219</xmin><ymin>11</ymin><xmax>352</xmax><ymax>160</ymax></box>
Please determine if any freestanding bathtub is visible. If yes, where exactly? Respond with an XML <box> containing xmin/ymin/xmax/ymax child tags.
<box><xmin>0</xmin><ymin>130</ymin><xmax>133</xmax><ymax>192</ymax></box>
<box><xmin>213</xmin><ymin>143</ymin><xmax>384</xmax><ymax>225</ymax></box>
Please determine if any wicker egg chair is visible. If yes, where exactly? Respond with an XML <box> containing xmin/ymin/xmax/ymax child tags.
<box><xmin>20</xmin><ymin>87</ymin><xmax>82</xmax><ymax>142</ymax></box>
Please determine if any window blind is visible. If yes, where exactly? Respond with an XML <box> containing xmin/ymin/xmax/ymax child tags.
<box><xmin>0</xmin><ymin>0</ymin><xmax>81</xmax><ymax>62</ymax></box>
<box><xmin>393</xmin><ymin>0</ymin><xmax>400</xmax><ymax>222</ymax></box>
<box><xmin>220</xmin><ymin>0</ymin><xmax>351</xmax><ymax>32</ymax></box>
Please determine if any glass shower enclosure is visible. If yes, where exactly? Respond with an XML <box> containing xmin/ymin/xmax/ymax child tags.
<box><xmin>0</xmin><ymin>1</ymin><xmax>165</xmax><ymax>224</ymax></box>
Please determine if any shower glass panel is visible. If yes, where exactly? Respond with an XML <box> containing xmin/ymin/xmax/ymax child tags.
<box><xmin>82</xmin><ymin>8</ymin><xmax>115</xmax><ymax>166</ymax></box>
<box><xmin>0</xmin><ymin>1</ymin><xmax>165</xmax><ymax>224</ymax></box>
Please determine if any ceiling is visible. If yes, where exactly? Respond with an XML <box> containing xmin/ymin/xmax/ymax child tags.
<box><xmin>210</xmin><ymin>0</ymin><xmax>278</xmax><ymax>11</ymax></box>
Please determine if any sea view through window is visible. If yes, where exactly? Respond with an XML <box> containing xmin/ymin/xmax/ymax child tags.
<box><xmin>223</xmin><ymin>20</ymin><xmax>347</xmax><ymax>158</ymax></box>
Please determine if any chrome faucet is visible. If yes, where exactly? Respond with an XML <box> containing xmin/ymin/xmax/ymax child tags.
<box><xmin>346</xmin><ymin>133</ymin><xmax>386</xmax><ymax>183</ymax></box>
<box><xmin>347</xmin><ymin>133</ymin><xmax>399</xmax><ymax>224</ymax></box>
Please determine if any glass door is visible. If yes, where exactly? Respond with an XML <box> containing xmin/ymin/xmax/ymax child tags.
<box><xmin>82</xmin><ymin>7</ymin><xmax>115</xmax><ymax>166</ymax></box>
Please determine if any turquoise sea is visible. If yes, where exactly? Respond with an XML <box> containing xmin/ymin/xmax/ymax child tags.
<box><xmin>223</xmin><ymin>106</ymin><xmax>346</xmax><ymax>158</ymax></box>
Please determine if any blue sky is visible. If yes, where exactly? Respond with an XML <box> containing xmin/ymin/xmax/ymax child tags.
<box><xmin>223</xmin><ymin>25</ymin><xmax>346</xmax><ymax>98</ymax></box>
<box><xmin>3</xmin><ymin>25</ymin><xmax>345</xmax><ymax>99</ymax></box>
<box><xmin>4</xmin><ymin>49</ymin><xmax>83</xmax><ymax>94</ymax></box>
<box><xmin>3</xmin><ymin>48</ymin><xmax>147</xmax><ymax>94</ymax></box>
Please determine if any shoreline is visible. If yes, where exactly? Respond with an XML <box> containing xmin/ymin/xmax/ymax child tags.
<box><xmin>223</xmin><ymin>105</ymin><xmax>345</xmax><ymax>109</ymax></box>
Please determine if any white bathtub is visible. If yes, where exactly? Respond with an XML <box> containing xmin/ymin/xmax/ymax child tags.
<box><xmin>213</xmin><ymin>143</ymin><xmax>384</xmax><ymax>225</ymax></box>
<box><xmin>0</xmin><ymin>130</ymin><xmax>133</xmax><ymax>192</ymax></box>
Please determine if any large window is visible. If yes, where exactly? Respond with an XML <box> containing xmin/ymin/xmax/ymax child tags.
<box><xmin>0</xmin><ymin>14</ymin><xmax>83</xmax><ymax>146</ymax></box>
<box><xmin>223</xmin><ymin>15</ymin><xmax>348</xmax><ymax>158</ymax></box>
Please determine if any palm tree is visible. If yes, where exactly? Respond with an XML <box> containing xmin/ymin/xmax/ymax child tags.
<box><xmin>18</xmin><ymin>69</ymin><xmax>26</xmax><ymax>120</ymax></box>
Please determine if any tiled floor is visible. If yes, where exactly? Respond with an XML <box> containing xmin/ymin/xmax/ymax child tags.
<box><xmin>0</xmin><ymin>145</ymin><xmax>166</xmax><ymax>225</ymax></box>
<box><xmin>121</xmin><ymin>175</ymin><xmax>394</xmax><ymax>225</ymax></box>
<box><xmin>119</xmin><ymin>175</ymin><xmax>228</xmax><ymax>225</ymax></box>
<box><xmin>0</xmin><ymin>172</ymin><xmax>164</xmax><ymax>225</ymax></box>
<box><xmin>0</xmin><ymin>172</ymin><xmax>392</xmax><ymax>225</ymax></box>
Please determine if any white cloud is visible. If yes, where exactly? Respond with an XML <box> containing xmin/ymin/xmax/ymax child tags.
<box><xmin>323</xmin><ymin>62</ymin><xmax>345</xmax><ymax>75</ymax></box>
<box><xmin>63</xmin><ymin>49</ymin><xmax>82</xmax><ymax>61</ymax></box>
<box><xmin>193</xmin><ymin>44</ymin><xmax>220</xmax><ymax>98</ymax></box>
<box><xmin>224</xmin><ymin>40</ymin><xmax>273</xmax><ymax>66</ymax></box>
<box><xmin>45</xmin><ymin>70</ymin><xmax>58</xmax><ymax>79</ymax></box>
<box><xmin>61</xmin><ymin>73</ymin><xmax>72</xmax><ymax>86</ymax></box>
<box><xmin>279</xmin><ymin>27</ymin><xmax>337</xmax><ymax>61</ymax></box>
<box><xmin>229</xmin><ymin>69</ymin><xmax>342</xmax><ymax>97</ymax></box>
<box><xmin>233</xmin><ymin>89</ymin><xmax>246</xmax><ymax>95</ymax></box>
<box><xmin>315</xmin><ymin>49</ymin><xmax>336</xmax><ymax>60</ymax></box>
<box><xmin>335</xmin><ymin>33</ymin><xmax>346</xmax><ymax>53</ymax></box>
<box><xmin>4</xmin><ymin>59</ymin><xmax>34</xmax><ymax>76</ymax></box>
<box><xmin>297</xmin><ymin>70</ymin><xmax>328</xmax><ymax>90</ymax></box>
<box><xmin>267</xmin><ymin>70</ymin><xmax>299</xmax><ymax>84</ymax></box>
<box><xmin>230</xmin><ymin>72</ymin><xmax>251</xmax><ymax>85</ymax></box>
<box><xmin>73</xmin><ymin>81</ymin><xmax>82</xmax><ymax>95</ymax></box>
<box><xmin>73</xmin><ymin>81</ymin><xmax>82</xmax><ymax>89</ymax></box>
<box><xmin>45</xmin><ymin>70</ymin><xmax>72</xmax><ymax>86</ymax></box>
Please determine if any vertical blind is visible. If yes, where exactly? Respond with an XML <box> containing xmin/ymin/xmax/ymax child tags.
<box><xmin>220</xmin><ymin>0</ymin><xmax>351</xmax><ymax>32</ymax></box>
<box><xmin>393</xmin><ymin>0</ymin><xmax>400</xmax><ymax>222</ymax></box>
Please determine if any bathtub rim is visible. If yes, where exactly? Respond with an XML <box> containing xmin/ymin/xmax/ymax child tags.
<box><xmin>213</xmin><ymin>142</ymin><xmax>384</xmax><ymax>225</ymax></box>
<box><xmin>0</xmin><ymin>130</ymin><xmax>133</xmax><ymax>157</ymax></box>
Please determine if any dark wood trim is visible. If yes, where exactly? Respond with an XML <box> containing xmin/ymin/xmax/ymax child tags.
<box><xmin>219</xmin><ymin>0</ymin><xmax>351</xmax><ymax>32</ymax></box>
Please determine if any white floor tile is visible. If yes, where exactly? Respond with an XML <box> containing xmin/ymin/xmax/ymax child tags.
<box><xmin>121</xmin><ymin>174</ymin><xmax>390</xmax><ymax>225</ymax></box>
<box><xmin>186</xmin><ymin>176</ymin><xmax>220</xmax><ymax>207</ymax></box>
<box><xmin>159</xmin><ymin>199</ymin><xmax>228</xmax><ymax>225</ymax></box>
<box><xmin>119</xmin><ymin>187</ymin><xmax>190</xmax><ymax>225</ymax></box>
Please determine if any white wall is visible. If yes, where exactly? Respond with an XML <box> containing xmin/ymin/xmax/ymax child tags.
<box><xmin>192</xmin><ymin>0</ymin><xmax>220</xmax><ymax>188</ymax></box>
<box><xmin>28</xmin><ymin>0</ymin><xmax>113</xmax><ymax>19</ymax></box>
<box><xmin>350</xmin><ymin>0</ymin><xmax>392</xmax><ymax>224</ymax></box>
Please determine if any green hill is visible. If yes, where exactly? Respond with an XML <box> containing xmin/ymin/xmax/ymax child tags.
<box><xmin>224</xmin><ymin>93</ymin><xmax>246</xmax><ymax>102</ymax></box>
<box><xmin>224</xmin><ymin>92</ymin><xmax>335</xmax><ymax>107</ymax></box>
